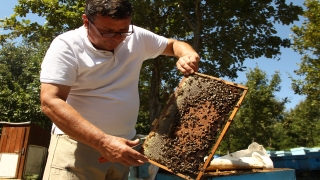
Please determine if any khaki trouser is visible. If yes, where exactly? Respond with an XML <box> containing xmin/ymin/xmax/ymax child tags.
<box><xmin>43</xmin><ymin>134</ymin><xmax>130</xmax><ymax>180</ymax></box>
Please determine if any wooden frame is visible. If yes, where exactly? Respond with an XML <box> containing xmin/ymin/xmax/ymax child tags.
<box><xmin>142</xmin><ymin>73</ymin><xmax>248</xmax><ymax>180</ymax></box>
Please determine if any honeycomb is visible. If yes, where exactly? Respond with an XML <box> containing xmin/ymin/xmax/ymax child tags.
<box><xmin>141</xmin><ymin>73</ymin><xmax>248</xmax><ymax>179</ymax></box>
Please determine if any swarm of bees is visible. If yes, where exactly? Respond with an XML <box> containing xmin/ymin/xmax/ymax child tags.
<box><xmin>143</xmin><ymin>73</ymin><xmax>242</xmax><ymax>175</ymax></box>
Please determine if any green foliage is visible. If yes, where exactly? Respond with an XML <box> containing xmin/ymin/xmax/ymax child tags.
<box><xmin>136</xmin><ymin>110</ymin><xmax>150</xmax><ymax>135</ymax></box>
<box><xmin>131</xmin><ymin>0</ymin><xmax>302</xmax><ymax>133</ymax></box>
<box><xmin>285</xmin><ymin>0</ymin><xmax>320</xmax><ymax>149</ymax></box>
<box><xmin>0</xmin><ymin>0</ymin><xmax>303</xmax><ymax>134</ymax></box>
<box><xmin>282</xmin><ymin>98</ymin><xmax>320</xmax><ymax>148</ymax></box>
<box><xmin>131</xmin><ymin>1</ymin><xmax>185</xmax><ymax>128</ymax></box>
<box><xmin>0</xmin><ymin>0</ymin><xmax>84</xmax><ymax>44</ymax></box>
<box><xmin>170</xmin><ymin>0</ymin><xmax>303</xmax><ymax>78</ymax></box>
<box><xmin>137</xmin><ymin>58</ymin><xmax>179</xmax><ymax>131</ymax></box>
<box><xmin>0</xmin><ymin>42</ymin><xmax>51</xmax><ymax>129</ymax></box>
<box><xmin>0</xmin><ymin>0</ymin><xmax>303</xmax><ymax>79</ymax></box>
<box><xmin>219</xmin><ymin>67</ymin><xmax>288</xmax><ymax>153</ymax></box>
<box><xmin>291</xmin><ymin>0</ymin><xmax>320</xmax><ymax>102</ymax></box>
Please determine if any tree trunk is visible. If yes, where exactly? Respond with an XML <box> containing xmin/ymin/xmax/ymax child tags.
<box><xmin>149</xmin><ymin>58</ymin><xmax>162</xmax><ymax>130</ymax></box>
<box><xmin>178</xmin><ymin>1</ymin><xmax>202</xmax><ymax>53</ymax></box>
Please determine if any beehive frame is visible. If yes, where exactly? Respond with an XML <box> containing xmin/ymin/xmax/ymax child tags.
<box><xmin>141</xmin><ymin>72</ymin><xmax>248</xmax><ymax>180</ymax></box>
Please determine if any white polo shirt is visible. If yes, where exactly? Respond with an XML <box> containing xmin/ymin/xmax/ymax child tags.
<box><xmin>40</xmin><ymin>25</ymin><xmax>167</xmax><ymax>139</ymax></box>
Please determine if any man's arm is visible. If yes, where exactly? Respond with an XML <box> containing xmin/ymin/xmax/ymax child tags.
<box><xmin>162</xmin><ymin>39</ymin><xmax>200</xmax><ymax>75</ymax></box>
<box><xmin>40</xmin><ymin>83</ymin><xmax>148</xmax><ymax>166</ymax></box>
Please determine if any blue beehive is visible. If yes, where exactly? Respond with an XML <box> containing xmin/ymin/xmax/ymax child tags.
<box><xmin>272</xmin><ymin>156</ymin><xmax>300</xmax><ymax>169</ymax></box>
<box><xmin>270</xmin><ymin>147</ymin><xmax>320</xmax><ymax>172</ymax></box>
<box><xmin>155</xmin><ymin>169</ymin><xmax>296</xmax><ymax>180</ymax></box>
<box><xmin>306</xmin><ymin>152</ymin><xmax>320</xmax><ymax>170</ymax></box>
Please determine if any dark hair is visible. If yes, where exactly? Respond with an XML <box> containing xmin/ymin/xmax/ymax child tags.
<box><xmin>85</xmin><ymin>0</ymin><xmax>132</xmax><ymax>21</ymax></box>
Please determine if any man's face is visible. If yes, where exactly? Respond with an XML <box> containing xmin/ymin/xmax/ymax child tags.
<box><xmin>83</xmin><ymin>14</ymin><xmax>132</xmax><ymax>51</ymax></box>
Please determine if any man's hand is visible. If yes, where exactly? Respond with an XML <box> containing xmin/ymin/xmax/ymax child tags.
<box><xmin>176</xmin><ymin>53</ymin><xmax>200</xmax><ymax>75</ymax></box>
<box><xmin>161</xmin><ymin>39</ymin><xmax>200</xmax><ymax>75</ymax></box>
<box><xmin>97</xmin><ymin>135</ymin><xmax>148</xmax><ymax>166</ymax></box>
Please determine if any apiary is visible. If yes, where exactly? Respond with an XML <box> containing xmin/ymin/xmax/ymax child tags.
<box><xmin>141</xmin><ymin>72</ymin><xmax>248</xmax><ymax>180</ymax></box>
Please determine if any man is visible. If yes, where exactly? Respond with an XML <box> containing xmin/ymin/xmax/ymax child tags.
<box><xmin>40</xmin><ymin>0</ymin><xmax>199</xmax><ymax>179</ymax></box>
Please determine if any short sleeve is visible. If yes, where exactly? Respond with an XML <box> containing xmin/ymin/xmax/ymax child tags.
<box><xmin>40</xmin><ymin>36</ymin><xmax>78</xmax><ymax>86</ymax></box>
<box><xmin>134</xmin><ymin>27</ymin><xmax>168</xmax><ymax>60</ymax></box>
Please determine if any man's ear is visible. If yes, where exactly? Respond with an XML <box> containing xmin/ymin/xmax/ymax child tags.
<box><xmin>82</xmin><ymin>14</ymin><xmax>89</xmax><ymax>29</ymax></box>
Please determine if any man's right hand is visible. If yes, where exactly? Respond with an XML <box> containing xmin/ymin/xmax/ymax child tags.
<box><xmin>97</xmin><ymin>135</ymin><xmax>148</xmax><ymax>166</ymax></box>
<box><xmin>41</xmin><ymin>83</ymin><xmax>148</xmax><ymax>166</ymax></box>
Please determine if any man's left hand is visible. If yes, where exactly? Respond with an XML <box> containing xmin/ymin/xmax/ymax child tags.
<box><xmin>176</xmin><ymin>53</ymin><xmax>200</xmax><ymax>75</ymax></box>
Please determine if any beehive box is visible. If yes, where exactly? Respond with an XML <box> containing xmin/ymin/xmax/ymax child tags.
<box><xmin>141</xmin><ymin>73</ymin><xmax>248</xmax><ymax>180</ymax></box>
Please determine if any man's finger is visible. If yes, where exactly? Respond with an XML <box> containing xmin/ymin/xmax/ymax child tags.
<box><xmin>188</xmin><ymin>61</ymin><xmax>198</xmax><ymax>71</ymax></box>
<box><xmin>130</xmin><ymin>148</ymin><xmax>148</xmax><ymax>162</ymax></box>
<box><xmin>176</xmin><ymin>61</ymin><xmax>188</xmax><ymax>75</ymax></box>
<box><xmin>188</xmin><ymin>56</ymin><xmax>200</xmax><ymax>71</ymax></box>
<box><xmin>127</xmin><ymin>139</ymin><xmax>140</xmax><ymax>147</ymax></box>
<box><xmin>120</xmin><ymin>159</ymin><xmax>131</xmax><ymax>167</ymax></box>
<box><xmin>125</xmin><ymin>155</ymin><xmax>144</xmax><ymax>166</ymax></box>
<box><xmin>179</xmin><ymin>58</ymin><xmax>194</xmax><ymax>74</ymax></box>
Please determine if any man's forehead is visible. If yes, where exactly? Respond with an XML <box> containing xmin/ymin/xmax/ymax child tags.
<box><xmin>94</xmin><ymin>15</ymin><xmax>131</xmax><ymax>30</ymax></box>
<box><xmin>94</xmin><ymin>14</ymin><xmax>132</xmax><ymax>21</ymax></box>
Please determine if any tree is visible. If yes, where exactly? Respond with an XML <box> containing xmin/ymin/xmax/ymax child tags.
<box><xmin>176</xmin><ymin>0</ymin><xmax>303</xmax><ymax>78</ymax></box>
<box><xmin>219</xmin><ymin>66</ymin><xmax>288</xmax><ymax>153</ymax></box>
<box><xmin>0</xmin><ymin>0</ymin><xmax>84</xmax><ymax>44</ymax></box>
<box><xmin>130</xmin><ymin>0</ymin><xmax>303</xmax><ymax>130</ymax></box>
<box><xmin>0</xmin><ymin>41</ymin><xmax>51</xmax><ymax>129</ymax></box>
<box><xmin>281</xmin><ymin>98</ymin><xmax>320</xmax><ymax>148</ymax></box>
<box><xmin>0</xmin><ymin>0</ymin><xmax>303</xmax><ymax>132</ymax></box>
<box><xmin>1</xmin><ymin>0</ymin><xmax>303</xmax><ymax>78</ymax></box>
<box><xmin>291</xmin><ymin>0</ymin><xmax>320</xmax><ymax>102</ymax></box>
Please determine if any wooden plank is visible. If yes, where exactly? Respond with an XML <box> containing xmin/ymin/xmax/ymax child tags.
<box><xmin>17</xmin><ymin>126</ymin><xmax>29</xmax><ymax>179</ymax></box>
<box><xmin>0</xmin><ymin>128</ymin><xmax>7</xmax><ymax>152</ymax></box>
<box><xmin>1</xmin><ymin>127</ymin><xmax>8</xmax><ymax>152</ymax></box>
<box><xmin>15</xmin><ymin>127</ymin><xmax>26</xmax><ymax>179</ymax></box>
<box><xmin>13</xmin><ymin>128</ymin><xmax>24</xmax><ymax>153</ymax></box>
<box><xmin>8</xmin><ymin>127</ymin><xmax>18</xmax><ymax>153</ymax></box>
<box><xmin>4</xmin><ymin>127</ymin><xmax>13</xmax><ymax>152</ymax></box>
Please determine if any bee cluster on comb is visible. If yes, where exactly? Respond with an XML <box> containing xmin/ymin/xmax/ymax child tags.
<box><xmin>142</xmin><ymin>73</ymin><xmax>248</xmax><ymax>179</ymax></box>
